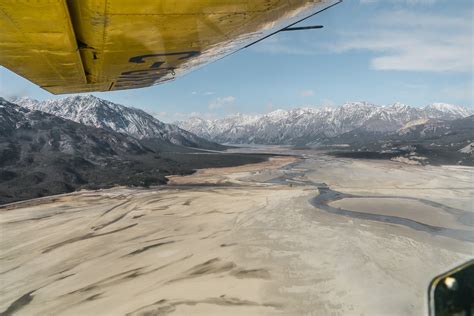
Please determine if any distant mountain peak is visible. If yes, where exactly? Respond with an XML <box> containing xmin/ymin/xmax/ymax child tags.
<box><xmin>341</xmin><ymin>101</ymin><xmax>375</xmax><ymax>108</ymax></box>
<box><xmin>423</xmin><ymin>102</ymin><xmax>473</xmax><ymax>119</ymax></box>
<box><xmin>390</xmin><ymin>102</ymin><xmax>409</xmax><ymax>109</ymax></box>
<box><xmin>425</xmin><ymin>102</ymin><xmax>468</xmax><ymax>112</ymax></box>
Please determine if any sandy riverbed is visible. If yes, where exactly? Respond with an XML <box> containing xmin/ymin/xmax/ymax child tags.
<box><xmin>0</xmin><ymin>148</ymin><xmax>472</xmax><ymax>315</ymax></box>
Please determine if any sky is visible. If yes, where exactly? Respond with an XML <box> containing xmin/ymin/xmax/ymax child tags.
<box><xmin>0</xmin><ymin>0</ymin><xmax>472</xmax><ymax>122</ymax></box>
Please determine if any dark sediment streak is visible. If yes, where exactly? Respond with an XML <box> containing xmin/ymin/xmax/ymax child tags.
<box><xmin>126</xmin><ymin>241</ymin><xmax>176</xmax><ymax>256</ymax></box>
<box><xmin>0</xmin><ymin>291</ymin><xmax>35</xmax><ymax>316</ymax></box>
<box><xmin>42</xmin><ymin>223</ymin><xmax>138</xmax><ymax>254</ymax></box>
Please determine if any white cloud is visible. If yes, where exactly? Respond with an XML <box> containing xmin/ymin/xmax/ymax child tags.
<box><xmin>329</xmin><ymin>10</ymin><xmax>473</xmax><ymax>73</ymax></box>
<box><xmin>300</xmin><ymin>90</ymin><xmax>315</xmax><ymax>97</ymax></box>
<box><xmin>208</xmin><ymin>96</ymin><xmax>236</xmax><ymax>110</ymax></box>
<box><xmin>191</xmin><ymin>91</ymin><xmax>215</xmax><ymax>96</ymax></box>
<box><xmin>252</xmin><ymin>8</ymin><xmax>472</xmax><ymax>73</ymax></box>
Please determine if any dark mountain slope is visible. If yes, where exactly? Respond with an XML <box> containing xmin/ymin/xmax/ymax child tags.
<box><xmin>0</xmin><ymin>98</ymin><xmax>267</xmax><ymax>205</ymax></box>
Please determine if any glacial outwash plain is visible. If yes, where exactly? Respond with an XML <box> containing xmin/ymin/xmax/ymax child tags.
<box><xmin>1</xmin><ymin>146</ymin><xmax>473</xmax><ymax>315</ymax></box>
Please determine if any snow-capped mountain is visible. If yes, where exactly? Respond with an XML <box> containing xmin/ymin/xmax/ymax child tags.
<box><xmin>1</xmin><ymin>97</ymin><xmax>149</xmax><ymax>160</ymax></box>
<box><xmin>15</xmin><ymin>95</ymin><xmax>223</xmax><ymax>150</ymax></box>
<box><xmin>176</xmin><ymin>102</ymin><xmax>473</xmax><ymax>145</ymax></box>
<box><xmin>423</xmin><ymin>103</ymin><xmax>473</xmax><ymax>120</ymax></box>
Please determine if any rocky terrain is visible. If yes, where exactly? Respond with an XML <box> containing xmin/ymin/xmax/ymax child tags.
<box><xmin>0</xmin><ymin>98</ymin><xmax>268</xmax><ymax>205</ymax></box>
<box><xmin>16</xmin><ymin>95</ymin><xmax>224</xmax><ymax>151</ymax></box>
<box><xmin>176</xmin><ymin>102</ymin><xmax>472</xmax><ymax>145</ymax></box>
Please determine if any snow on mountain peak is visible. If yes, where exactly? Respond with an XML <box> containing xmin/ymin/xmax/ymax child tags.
<box><xmin>11</xmin><ymin>95</ymin><xmax>472</xmax><ymax>147</ymax></box>
<box><xmin>423</xmin><ymin>103</ymin><xmax>473</xmax><ymax>119</ymax></box>
<box><xmin>265</xmin><ymin>109</ymin><xmax>289</xmax><ymax>120</ymax></box>
<box><xmin>390</xmin><ymin>102</ymin><xmax>410</xmax><ymax>110</ymax></box>
<box><xmin>176</xmin><ymin>101</ymin><xmax>472</xmax><ymax>145</ymax></box>
<box><xmin>14</xmin><ymin>95</ymin><xmax>220</xmax><ymax>149</ymax></box>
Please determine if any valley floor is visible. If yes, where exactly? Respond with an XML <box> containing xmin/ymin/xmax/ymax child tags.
<box><xmin>0</xmin><ymin>147</ymin><xmax>473</xmax><ymax>315</ymax></box>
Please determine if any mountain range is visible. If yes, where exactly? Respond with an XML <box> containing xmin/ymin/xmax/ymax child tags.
<box><xmin>176</xmin><ymin>102</ymin><xmax>473</xmax><ymax>145</ymax></box>
<box><xmin>15</xmin><ymin>95</ymin><xmax>224</xmax><ymax>151</ymax></box>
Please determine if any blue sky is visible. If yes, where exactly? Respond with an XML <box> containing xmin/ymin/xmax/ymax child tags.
<box><xmin>1</xmin><ymin>0</ymin><xmax>472</xmax><ymax>122</ymax></box>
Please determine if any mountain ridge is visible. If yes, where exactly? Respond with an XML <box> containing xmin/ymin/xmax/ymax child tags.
<box><xmin>175</xmin><ymin>102</ymin><xmax>473</xmax><ymax>145</ymax></box>
<box><xmin>15</xmin><ymin>95</ymin><xmax>224</xmax><ymax>151</ymax></box>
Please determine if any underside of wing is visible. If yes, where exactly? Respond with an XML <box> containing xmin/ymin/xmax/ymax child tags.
<box><xmin>0</xmin><ymin>0</ymin><xmax>340</xmax><ymax>94</ymax></box>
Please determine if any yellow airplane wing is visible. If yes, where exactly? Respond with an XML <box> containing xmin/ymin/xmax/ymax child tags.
<box><xmin>0</xmin><ymin>0</ymin><xmax>340</xmax><ymax>94</ymax></box>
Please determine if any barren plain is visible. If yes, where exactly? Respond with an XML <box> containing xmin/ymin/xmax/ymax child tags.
<box><xmin>1</xmin><ymin>147</ymin><xmax>472</xmax><ymax>315</ymax></box>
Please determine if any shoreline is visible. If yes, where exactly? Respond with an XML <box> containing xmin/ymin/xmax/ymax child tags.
<box><xmin>0</xmin><ymin>151</ymin><xmax>287</xmax><ymax>208</ymax></box>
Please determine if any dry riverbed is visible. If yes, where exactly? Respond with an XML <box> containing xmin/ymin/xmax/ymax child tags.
<box><xmin>0</xmin><ymin>149</ymin><xmax>472</xmax><ymax>315</ymax></box>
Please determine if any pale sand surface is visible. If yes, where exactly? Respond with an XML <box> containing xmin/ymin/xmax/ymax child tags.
<box><xmin>330</xmin><ymin>198</ymin><xmax>467</xmax><ymax>230</ymax></box>
<box><xmin>1</xmin><ymin>187</ymin><xmax>304</xmax><ymax>315</ymax></box>
<box><xmin>1</xmin><ymin>147</ymin><xmax>473</xmax><ymax>315</ymax></box>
